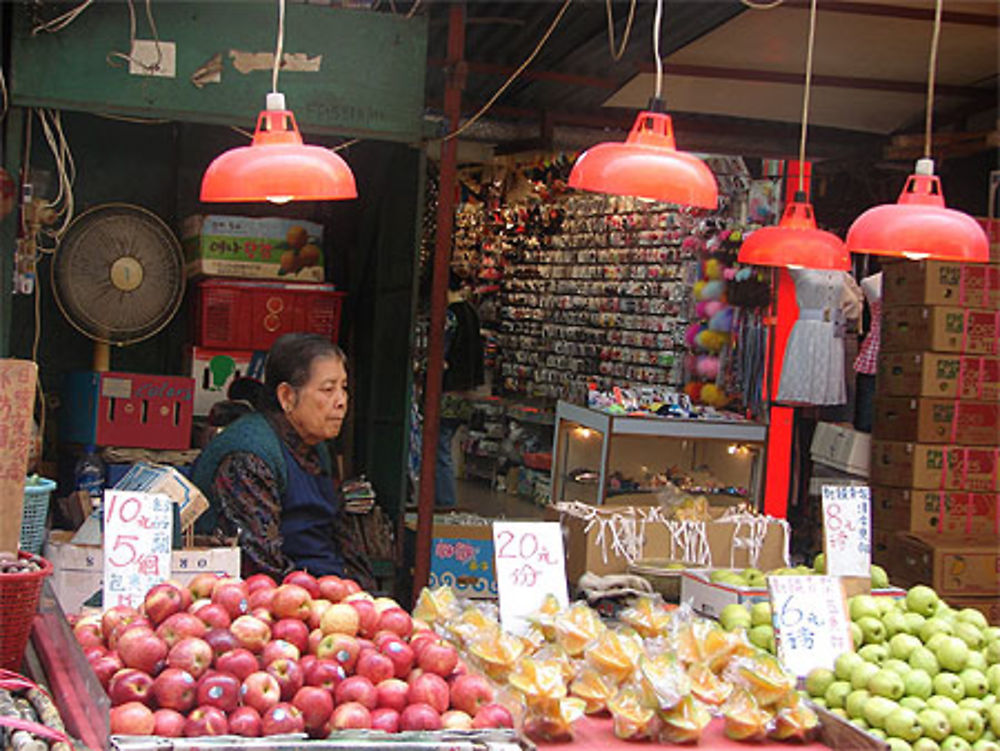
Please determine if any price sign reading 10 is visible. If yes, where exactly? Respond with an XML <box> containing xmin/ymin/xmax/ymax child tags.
<box><xmin>492</xmin><ymin>522</ymin><xmax>568</xmax><ymax>636</ymax></box>
<box><xmin>103</xmin><ymin>490</ymin><xmax>173</xmax><ymax>608</ymax></box>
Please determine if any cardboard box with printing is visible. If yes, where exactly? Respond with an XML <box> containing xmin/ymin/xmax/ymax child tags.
<box><xmin>872</xmin><ymin>396</ymin><xmax>1000</xmax><ymax>446</ymax></box>
<box><xmin>881</xmin><ymin>306</ymin><xmax>999</xmax><ymax>355</ymax></box>
<box><xmin>883</xmin><ymin>259</ymin><xmax>999</xmax><ymax>310</ymax></box>
<box><xmin>871</xmin><ymin>440</ymin><xmax>1000</xmax><ymax>492</ymax></box>
<box><xmin>890</xmin><ymin>532</ymin><xmax>1000</xmax><ymax>598</ymax></box>
<box><xmin>877</xmin><ymin>352</ymin><xmax>999</xmax><ymax>401</ymax></box>
<box><xmin>872</xmin><ymin>486</ymin><xmax>1000</xmax><ymax>535</ymax></box>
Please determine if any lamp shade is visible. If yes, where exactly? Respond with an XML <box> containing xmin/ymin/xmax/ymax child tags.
<box><xmin>845</xmin><ymin>160</ymin><xmax>988</xmax><ymax>262</ymax></box>
<box><xmin>201</xmin><ymin>104</ymin><xmax>357</xmax><ymax>203</ymax></box>
<box><xmin>568</xmin><ymin>110</ymin><xmax>718</xmax><ymax>209</ymax></box>
<box><xmin>739</xmin><ymin>198</ymin><xmax>850</xmax><ymax>271</ymax></box>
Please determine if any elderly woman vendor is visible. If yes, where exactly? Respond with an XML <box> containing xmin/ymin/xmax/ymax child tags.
<box><xmin>192</xmin><ymin>333</ymin><xmax>373</xmax><ymax>587</ymax></box>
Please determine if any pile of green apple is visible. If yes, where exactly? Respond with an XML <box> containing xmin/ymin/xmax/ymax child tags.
<box><xmin>708</xmin><ymin>556</ymin><xmax>891</xmax><ymax>590</ymax></box>
<box><xmin>804</xmin><ymin>584</ymin><xmax>1000</xmax><ymax>751</ymax></box>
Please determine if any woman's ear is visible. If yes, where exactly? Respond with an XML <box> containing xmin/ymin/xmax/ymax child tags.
<box><xmin>276</xmin><ymin>382</ymin><xmax>296</xmax><ymax>414</ymax></box>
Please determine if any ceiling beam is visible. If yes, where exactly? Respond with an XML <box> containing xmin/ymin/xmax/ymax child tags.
<box><xmin>784</xmin><ymin>1</ymin><xmax>998</xmax><ymax>27</ymax></box>
<box><xmin>427</xmin><ymin>57</ymin><xmax>623</xmax><ymax>91</ymax></box>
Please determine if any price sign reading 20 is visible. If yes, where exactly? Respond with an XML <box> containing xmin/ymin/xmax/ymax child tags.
<box><xmin>103</xmin><ymin>490</ymin><xmax>173</xmax><ymax>608</ymax></box>
<box><xmin>492</xmin><ymin>522</ymin><xmax>568</xmax><ymax>636</ymax></box>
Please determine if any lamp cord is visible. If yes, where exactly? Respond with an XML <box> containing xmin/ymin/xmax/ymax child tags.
<box><xmin>606</xmin><ymin>0</ymin><xmax>636</xmax><ymax>61</ymax></box>
<box><xmin>797</xmin><ymin>0</ymin><xmax>818</xmax><ymax>195</ymax></box>
<box><xmin>273</xmin><ymin>0</ymin><xmax>285</xmax><ymax>94</ymax></box>
<box><xmin>653</xmin><ymin>0</ymin><xmax>663</xmax><ymax>99</ymax></box>
<box><xmin>923</xmin><ymin>0</ymin><xmax>942</xmax><ymax>159</ymax></box>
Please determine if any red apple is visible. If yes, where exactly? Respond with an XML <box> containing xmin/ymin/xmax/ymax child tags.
<box><xmin>73</xmin><ymin>616</ymin><xmax>105</xmax><ymax>649</ymax></box>
<box><xmin>308</xmin><ymin>628</ymin><xmax>324</xmax><ymax>654</ymax></box>
<box><xmin>375</xmin><ymin>678</ymin><xmax>409</xmax><ymax>711</ymax></box>
<box><xmin>245</xmin><ymin>573</ymin><xmax>277</xmax><ymax>594</ymax></box>
<box><xmin>228</xmin><ymin>706</ymin><xmax>262</xmax><ymax>737</ymax></box>
<box><xmin>151</xmin><ymin>667</ymin><xmax>197</xmax><ymax>712</ymax></box>
<box><xmin>108</xmin><ymin>668</ymin><xmax>154</xmax><ymax>706</ymax></box>
<box><xmin>84</xmin><ymin>645</ymin><xmax>109</xmax><ymax>661</ymax></box>
<box><xmin>348</xmin><ymin>599</ymin><xmax>378</xmax><ymax>638</ymax></box>
<box><xmin>203</xmin><ymin>627</ymin><xmax>240</xmax><ymax>659</ymax></box>
<box><xmin>261</xmin><ymin>702</ymin><xmax>305</xmax><ymax>736</ymax></box>
<box><xmin>373</xmin><ymin>631</ymin><xmax>400</xmax><ymax>650</ymax></box>
<box><xmin>342</xmin><ymin>579</ymin><xmax>361</xmax><ymax>596</ymax></box>
<box><xmin>90</xmin><ymin>652</ymin><xmax>125</xmax><ymax>689</ymax></box>
<box><xmin>196</xmin><ymin>669</ymin><xmax>241</xmax><ymax>713</ymax></box>
<box><xmin>407</xmin><ymin>668</ymin><xmax>424</xmax><ymax>686</ymax></box>
<box><xmin>240</xmin><ymin>671</ymin><xmax>281</xmax><ymax>714</ymax></box>
<box><xmin>356</xmin><ymin>650</ymin><xmax>394</xmax><ymax>685</ymax></box>
<box><xmin>272</xmin><ymin>584</ymin><xmax>313</xmax><ymax>621</ymax></box>
<box><xmin>167</xmin><ymin>637</ymin><xmax>213</xmax><ymax>679</ymax></box>
<box><xmin>331</xmin><ymin>701</ymin><xmax>371</xmax><ymax>730</ymax></box>
<box><xmin>261</xmin><ymin>638</ymin><xmax>301</xmax><ymax>666</ymax></box>
<box><xmin>399</xmin><ymin>703</ymin><xmax>442</xmax><ymax>731</ymax></box>
<box><xmin>156</xmin><ymin>611</ymin><xmax>207</xmax><ymax>647</ymax></box>
<box><xmin>317</xmin><ymin>575</ymin><xmax>348</xmax><ymax>603</ymax></box>
<box><xmin>308</xmin><ymin>599</ymin><xmax>332</xmax><ymax>631</ymax></box>
<box><xmin>376</xmin><ymin>608</ymin><xmax>413</xmax><ymax>640</ymax></box>
<box><xmin>230</xmin><ymin>615</ymin><xmax>271</xmax><ymax>653</ymax></box>
<box><xmin>283</xmin><ymin>570</ymin><xmax>320</xmax><ymax>598</ymax></box>
<box><xmin>183</xmin><ymin>704</ymin><xmax>229</xmax><ymax>737</ymax></box>
<box><xmin>211</xmin><ymin>580</ymin><xmax>249</xmax><ymax>619</ymax></box>
<box><xmin>380</xmin><ymin>639</ymin><xmax>415</xmax><ymax>679</ymax></box>
<box><xmin>315</xmin><ymin>633</ymin><xmax>360</xmax><ymax>671</ymax></box>
<box><xmin>408</xmin><ymin>672</ymin><xmax>449</xmax><ymax>714</ymax></box>
<box><xmin>187</xmin><ymin>573</ymin><xmax>221</xmax><ymax>601</ymax></box>
<box><xmin>251</xmin><ymin>606</ymin><xmax>275</xmax><ymax>625</ymax></box>
<box><xmin>152</xmin><ymin>708</ymin><xmax>186</xmax><ymax>737</ymax></box>
<box><xmin>266</xmin><ymin>658</ymin><xmax>305</xmax><ymax>701</ymax></box>
<box><xmin>191</xmin><ymin>602</ymin><xmax>231</xmax><ymax>630</ymax></box>
<box><xmin>108</xmin><ymin>617</ymin><xmax>152</xmax><ymax>652</ymax></box>
<box><xmin>304</xmin><ymin>658</ymin><xmax>345</xmax><ymax>692</ymax></box>
<box><xmin>102</xmin><ymin>605</ymin><xmax>141</xmax><ymax>639</ymax></box>
<box><xmin>320</xmin><ymin>603</ymin><xmax>360</xmax><ymax>636</ymax></box>
<box><xmin>442</xmin><ymin>709</ymin><xmax>473</xmax><ymax>730</ymax></box>
<box><xmin>271</xmin><ymin>619</ymin><xmax>310</xmax><ymax>653</ymax></box>
<box><xmin>292</xmin><ymin>685</ymin><xmax>333</xmax><ymax>734</ymax></box>
<box><xmin>168</xmin><ymin>579</ymin><xmax>193</xmax><ymax>611</ymax></box>
<box><xmin>110</xmin><ymin>701</ymin><xmax>155</xmax><ymax>735</ymax></box>
<box><xmin>117</xmin><ymin>627</ymin><xmax>168</xmax><ymax>675</ymax></box>
<box><xmin>408</xmin><ymin>631</ymin><xmax>437</xmax><ymax>658</ymax></box>
<box><xmin>472</xmin><ymin>703</ymin><xmax>514</xmax><ymax>729</ymax></box>
<box><xmin>143</xmin><ymin>583</ymin><xmax>185</xmax><ymax>626</ymax></box>
<box><xmin>214</xmin><ymin>647</ymin><xmax>258</xmax><ymax>681</ymax></box>
<box><xmin>334</xmin><ymin>675</ymin><xmax>377</xmax><ymax>710</ymax></box>
<box><xmin>300</xmin><ymin>654</ymin><xmax>317</xmax><ymax>672</ymax></box>
<box><xmin>418</xmin><ymin>641</ymin><xmax>459</xmax><ymax>678</ymax></box>
<box><xmin>371</xmin><ymin>707</ymin><xmax>400</xmax><ymax>733</ymax></box>
<box><xmin>449</xmin><ymin>673</ymin><xmax>495</xmax><ymax>716</ymax></box>
<box><xmin>248</xmin><ymin>588</ymin><xmax>275</xmax><ymax>611</ymax></box>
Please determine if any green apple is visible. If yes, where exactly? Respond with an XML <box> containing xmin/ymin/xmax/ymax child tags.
<box><xmin>805</xmin><ymin>667</ymin><xmax>836</xmax><ymax>698</ymax></box>
<box><xmin>928</xmin><ymin>697</ymin><xmax>961</xmax><ymax>716</ymax></box>
<box><xmin>929</xmin><ymin>633</ymin><xmax>955</xmax><ymax>654</ymax></box>
<box><xmin>871</xmin><ymin>564</ymin><xmax>890</xmax><ymax>589</ymax></box>
<box><xmin>813</xmin><ymin>552</ymin><xmax>826</xmax><ymax>573</ymax></box>
<box><xmin>885</xmin><ymin>658</ymin><xmax>913</xmax><ymax>677</ymax></box>
<box><xmin>922</xmin><ymin>618</ymin><xmax>957</xmax><ymax>644</ymax></box>
<box><xmin>861</xmin><ymin>643</ymin><xmax>891</xmax><ymax>664</ymax></box>
<box><xmin>852</xmin><ymin>661</ymin><xmax>882</xmax><ymax>690</ymax></box>
<box><xmin>830</xmin><ymin>707</ymin><xmax>849</xmax><ymax>719</ymax></box>
<box><xmin>901</xmin><ymin>696</ymin><xmax>928</xmax><ymax>712</ymax></box>
<box><xmin>846</xmin><ymin>689</ymin><xmax>871</xmax><ymax>719</ymax></box>
<box><xmin>851</xmin><ymin>717</ymin><xmax>869</xmax><ymax>730</ymax></box>
<box><xmin>887</xmin><ymin>707</ymin><xmax>925</xmax><ymax>743</ymax></box>
<box><xmin>986</xmin><ymin>704</ymin><xmax>1000</xmax><ymax>736</ymax></box>
<box><xmin>937</xmin><ymin>637</ymin><xmax>972</xmax><ymax>673</ymax></box>
<box><xmin>960</xmin><ymin>669</ymin><xmax>990</xmax><ymax>699</ymax></box>
<box><xmin>889</xmin><ymin>738</ymin><xmax>915</xmax><ymax>751</ymax></box>
<box><xmin>743</xmin><ymin>568</ymin><xmax>766</xmax><ymax>587</ymax></box>
<box><xmin>750</xmin><ymin>601</ymin><xmax>772</xmax><ymax>627</ymax></box>
<box><xmin>866</xmin><ymin>696</ymin><xmax>902</xmax><ymax>729</ymax></box>
<box><xmin>885</xmin><ymin>611</ymin><xmax>912</xmax><ymax>639</ymax></box>
<box><xmin>852</xmin><ymin>595</ymin><xmax>882</xmax><ymax>621</ymax></box>
<box><xmin>859</xmin><ymin>616</ymin><xmax>888</xmax><ymax>645</ymax></box>
<box><xmin>971</xmin><ymin>739</ymin><xmax>1000</xmax><ymax>751</ymax></box>
<box><xmin>934</xmin><ymin>672</ymin><xmax>968</xmax><ymax>702</ymax></box>
<box><xmin>905</xmin><ymin>612</ymin><xmax>928</xmax><ymax>635</ymax></box>
<box><xmin>956</xmin><ymin>609</ymin><xmax>989</xmax><ymax>630</ymax></box>
<box><xmin>965</xmin><ymin>651</ymin><xmax>987</xmax><ymax>672</ymax></box>
<box><xmin>748</xmin><ymin>624</ymin><xmax>774</xmax><ymax>652</ymax></box>
<box><xmin>960</xmin><ymin>699</ymin><xmax>985</xmax><ymax>718</ymax></box>
<box><xmin>825</xmin><ymin>680</ymin><xmax>853</xmax><ymax>709</ymax></box>
<box><xmin>911</xmin><ymin>646</ymin><xmax>942</xmax><ymax>678</ymax></box>
<box><xmin>941</xmin><ymin>736</ymin><xmax>973</xmax><ymax>751</ymax></box>
<box><xmin>812</xmin><ymin>696</ymin><xmax>828</xmax><ymax>708</ymax></box>
<box><xmin>871</xmin><ymin>728</ymin><xmax>889</xmax><ymax>741</ymax></box>
<box><xmin>893</xmin><ymin>633</ymin><xmax>924</xmax><ymax>661</ymax></box>
<box><xmin>720</xmin><ymin>603</ymin><xmax>752</xmax><ymax>631</ymax></box>
<box><xmin>986</xmin><ymin>664</ymin><xmax>1000</xmax><ymax>695</ymax></box>
<box><xmin>907</xmin><ymin>585</ymin><xmax>941</xmax><ymax>617</ymax></box>
<box><xmin>836</xmin><ymin>651</ymin><xmax>867</xmax><ymax>681</ymax></box>
<box><xmin>881</xmin><ymin>597</ymin><xmax>901</xmax><ymax>618</ymax></box>
<box><xmin>985</xmin><ymin>731</ymin><xmax>998</xmax><ymax>743</ymax></box>
<box><xmin>905</xmin><ymin>668</ymin><xmax>935</xmax><ymax>699</ymax></box>
<box><xmin>851</xmin><ymin>621</ymin><xmax>864</xmax><ymax>649</ymax></box>
<box><xmin>871</xmin><ymin>669</ymin><xmax>907</xmax><ymax>700</ymax></box>
<box><xmin>948</xmin><ymin>707</ymin><xmax>985</xmax><ymax>744</ymax></box>
<box><xmin>914</xmin><ymin>739</ymin><xmax>942</xmax><ymax>751</ymax></box>
<box><xmin>919</xmin><ymin>708</ymin><xmax>954</xmax><ymax>741</ymax></box>
<box><xmin>983</xmin><ymin>627</ymin><xmax>1000</xmax><ymax>642</ymax></box>
<box><xmin>956</xmin><ymin>622</ymin><xmax>986</xmax><ymax>651</ymax></box>
<box><xmin>984</xmin><ymin>640</ymin><xmax>1000</xmax><ymax>665</ymax></box>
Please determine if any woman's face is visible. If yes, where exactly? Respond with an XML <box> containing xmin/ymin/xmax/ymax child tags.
<box><xmin>281</xmin><ymin>355</ymin><xmax>348</xmax><ymax>445</ymax></box>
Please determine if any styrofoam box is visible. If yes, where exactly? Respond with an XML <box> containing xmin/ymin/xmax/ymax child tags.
<box><xmin>810</xmin><ymin>422</ymin><xmax>871</xmax><ymax>477</ymax></box>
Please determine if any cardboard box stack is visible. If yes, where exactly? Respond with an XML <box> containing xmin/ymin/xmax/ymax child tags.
<box><xmin>871</xmin><ymin>258</ymin><xmax>1000</xmax><ymax>623</ymax></box>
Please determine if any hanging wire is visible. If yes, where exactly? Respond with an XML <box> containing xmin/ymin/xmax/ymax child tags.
<box><xmin>405</xmin><ymin>0</ymin><xmax>423</xmax><ymax>19</ymax></box>
<box><xmin>740</xmin><ymin>0</ymin><xmax>784</xmax><ymax>9</ymax></box>
<box><xmin>106</xmin><ymin>0</ymin><xmax>163</xmax><ymax>73</ymax></box>
<box><xmin>923</xmin><ymin>0</ymin><xmax>943</xmax><ymax>159</ymax></box>
<box><xmin>273</xmin><ymin>0</ymin><xmax>286</xmax><ymax>94</ymax></box>
<box><xmin>32</xmin><ymin>0</ymin><xmax>93</xmax><ymax>34</ymax></box>
<box><xmin>606</xmin><ymin>0</ymin><xmax>636</xmax><ymax>61</ymax></box>
<box><xmin>796</xmin><ymin>0</ymin><xmax>818</xmax><ymax>194</ymax></box>
<box><xmin>652</xmin><ymin>0</ymin><xmax>663</xmax><ymax>99</ymax></box>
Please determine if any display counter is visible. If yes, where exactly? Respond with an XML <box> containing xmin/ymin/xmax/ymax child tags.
<box><xmin>551</xmin><ymin>401</ymin><xmax>767</xmax><ymax>508</ymax></box>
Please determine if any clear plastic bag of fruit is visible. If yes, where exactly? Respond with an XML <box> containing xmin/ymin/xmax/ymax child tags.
<box><xmin>617</xmin><ymin>594</ymin><xmax>676</xmax><ymax>638</ymax></box>
<box><xmin>524</xmin><ymin>592</ymin><xmax>562</xmax><ymax>642</ymax></box>
<box><xmin>723</xmin><ymin>652</ymin><xmax>797</xmax><ymax>709</ymax></box>
<box><xmin>522</xmin><ymin>696</ymin><xmax>587</xmax><ymax>742</ymax></box>
<box><xmin>413</xmin><ymin>585</ymin><xmax>461</xmax><ymax>625</ymax></box>
<box><xmin>583</xmin><ymin>628</ymin><xmax>643</xmax><ymax>685</ymax></box>
<box><xmin>722</xmin><ymin>686</ymin><xmax>773</xmax><ymax>742</ymax></box>
<box><xmin>767</xmin><ymin>688</ymin><xmax>819</xmax><ymax>742</ymax></box>
<box><xmin>508</xmin><ymin>657</ymin><xmax>568</xmax><ymax>703</ymax></box>
<box><xmin>657</xmin><ymin>694</ymin><xmax>712</xmax><ymax>744</ymax></box>
<box><xmin>637</xmin><ymin>651</ymin><xmax>691</xmax><ymax>710</ymax></box>
<box><xmin>569</xmin><ymin>665</ymin><xmax>618</xmax><ymax>714</ymax></box>
<box><xmin>552</xmin><ymin>601</ymin><xmax>606</xmax><ymax>657</ymax></box>
<box><xmin>607</xmin><ymin>681</ymin><xmax>662</xmax><ymax>741</ymax></box>
<box><xmin>444</xmin><ymin>602</ymin><xmax>502</xmax><ymax>645</ymax></box>
<box><xmin>466</xmin><ymin>628</ymin><xmax>528</xmax><ymax>682</ymax></box>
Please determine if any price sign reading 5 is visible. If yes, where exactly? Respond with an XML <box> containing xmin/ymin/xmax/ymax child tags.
<box><xmin>103</xmin><ymin>490</ymin><xmax>173</xmax><ymax>609</ymax></box>
<box><xmin>492</xmin><ymin>522</ymin><xmax>568</xmax><ymax>636</ymax></box>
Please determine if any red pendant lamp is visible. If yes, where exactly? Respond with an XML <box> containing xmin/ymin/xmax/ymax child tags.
<box><xmin>568</xmin><ymin>0</ymin><xmax>718</xmax><ymax>209</ymax></box>
<box><xmin>738</xmin><ymin>0</ymin><xmax>849</xmax><ymax>271</ymax></box>
<box><xmin>845</xmin><ymin>0</ymin><xmax>987</xmax><ymax>262</ymax></box>
<box><xmin>200</xmin><ymin>0</ymin><xmax>357</xmax><ymax>204</ymax></box>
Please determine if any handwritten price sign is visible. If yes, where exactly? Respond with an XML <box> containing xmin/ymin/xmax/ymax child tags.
<box><xmin>492</xmin><ymin>522</ymin><xmax>568</xmax><ymax>635</ymax></box>
<box><xmin>821</xmin><ymin>485</ymin><xmax>871</xmax><ymax>577</ymax></box>
<box><xmin>103</xmin><ymin>490</ymin><xmax>173</xmax><ymax>608</ymax></box>
<box><xmin>768</xmin><ymin>575</ymin><xmax>851</xmax><ymax>677</ymax></box>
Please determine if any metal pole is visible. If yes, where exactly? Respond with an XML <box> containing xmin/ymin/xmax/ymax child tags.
<box><xmin>412</xmin><ymin>2</ymin><xmax>465</xmax><ymax>602</ymax></box>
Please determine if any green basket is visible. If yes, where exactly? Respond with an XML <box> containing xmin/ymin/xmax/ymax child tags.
<box><xmin>20</xmin><ymin>477</ymin><xmax>56</xmax><ymax>555</ymax></box>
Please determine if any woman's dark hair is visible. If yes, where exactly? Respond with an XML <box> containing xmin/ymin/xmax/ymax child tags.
<box><xmin>258</xmin><ymin>333</ymin><xmax>347</xmax><ymax>413</ymax></box>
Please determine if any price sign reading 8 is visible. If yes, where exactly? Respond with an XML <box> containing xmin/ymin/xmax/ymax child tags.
<box><xmin>821</xmin><ymin>485</ymin><xmax>871</xmax><ymax>577</ymax></box>
<box><xmin>103</xmin><ymin>490</ymin><xmax>173</xmax><ymax>609</ymax></box>
<box><xmin>492</xmin><ymin>522</ymin><xmax>568</xmax><ymax>636</ymax></box>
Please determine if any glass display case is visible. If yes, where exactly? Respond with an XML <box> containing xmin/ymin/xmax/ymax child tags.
<box><xmin>550</xmin><ymin>401</ymin><xmax>768</xmax><ymax>508</ymax></box>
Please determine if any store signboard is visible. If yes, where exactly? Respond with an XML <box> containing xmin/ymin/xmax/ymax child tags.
<box><xmin>492</xmin><ymin>521</ymin><xmax>568</xmax><ymax>635</ymax></box>
<box><xmin>768</xmin><ymin>575</ymin><xmax>852</xmax><ymax>677</ymax></box>
<box><xmin>103</xmin><ymin>490</ymin><xmax>173</xmax><ymax>608</ymax></box>
<box><xmin>821</xmin><ymin>485</ymin><xmax>871</xmax><ymax>577</ymax></box>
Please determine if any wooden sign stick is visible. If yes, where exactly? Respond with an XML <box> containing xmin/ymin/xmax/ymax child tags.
<box><xmin>0</xmin><ymin>360</ymin><xmax>39</xmax><ymax>553</ymax></box>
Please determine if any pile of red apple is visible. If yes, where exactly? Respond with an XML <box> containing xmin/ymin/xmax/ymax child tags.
<box><xmin>74</xmin><ymin>571</ymin><xmax>514</xmax><ymax>738</ymax></box>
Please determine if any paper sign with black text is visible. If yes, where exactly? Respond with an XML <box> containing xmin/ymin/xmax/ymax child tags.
<box><xmin>768</xmin><ymin>574</ymin><xmax>852</xmax><ymax>678</ymax></box>
<box><xmin>492</xmin><ymin>521</ymin><xmax>568</xmax><ymax>635</ymax></box>
<box><xmin>821</xmin><ymin>485</ymin><xmax>871</xmax><ymax>577</ymax></box>
<box><xmin>103</xmin><ymin>490</ymin><xmax>173</xmax><ymax>608</ymax></box>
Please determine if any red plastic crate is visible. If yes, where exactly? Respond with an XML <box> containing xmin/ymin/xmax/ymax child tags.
<box><xmin>192</xmin><ymin>279</ymin><xmax>345</xmax><ymax>350</ymax></box>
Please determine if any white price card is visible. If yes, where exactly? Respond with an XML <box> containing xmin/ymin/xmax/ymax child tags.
<box><xmin>768</xmin><ymin>575</ymin><xmax>852</xmax><ymax>678</ymax></box>
<box><xmin>103</xmin><ymin>490</ymin><xmax>173</xmax><ymax>608</ymax></box>
<box><xmin>821</xmin><ymin>485</ymin><xmax>871</xmax><ymax>577</ymax></box>
<box><xmin>492</xmin><ymin>521</ymin><xmax>568</xmax><ymax>636</ymax></box>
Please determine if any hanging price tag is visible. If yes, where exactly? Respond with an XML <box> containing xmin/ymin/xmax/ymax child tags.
<box><xmin>821</xmin><ymin>485</ymin><xmax>871</xmax><ymax>577</ymax></box>
<box><xmin>768</xmin><ymin>575</ymin><xmax>852</xmax><ymax>677</ymax></box>
<box><xmin>492</xmin><ymin>521</ymin><xmax>568</xmax><ymax>635</ymax></box>
<box><xmin>103</xmin><ymin>490</ymin><xmax>173</xmax><ymax>608</ymax></box>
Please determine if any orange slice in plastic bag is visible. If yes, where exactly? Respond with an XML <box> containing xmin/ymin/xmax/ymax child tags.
<box><xmin>638</xmin><ymin>653</ymin><xmax>691</xmax><ymax>711</ymax></box>
<box><xmin>619</xmin><ymin>596</ymin><xmax>674</xmax><ymax>638</ymax></box>
<box><xmin>553</xmin><ymin>602</ymin><xmax>606</xmax><ymax>657</ymax></box>
<box><xmin>508</xmin><ymin>658</ymin><xmax>568</xmax><ymax>702</ymax></box>
<box><xmin>468</xmin><ymin>630</ymin><xmax>526</xmax><ymax>682</ymax></box>
<box><xmin>570</xmin><ymin>666</ymin><xmax>618</xmax><ymax>714</ymax></box>
<box><xmin>608</xmin><ymin>684</ymin><xmax>660</xmax><ymax>741</ymax></box>
<box><xmin>687</xmin><ymin>661</ymin><xmax>733</xmax><ymax>706</ymax></box>
<box><xmin>584</xmin><ymin>630</ymin><xmax>643</xmax><ymax>684</ymax></box>
<box><xmin>729</xmin><ymin>653</ymin><xmax>796</xmax><ymax>708</ymax></box>
<box><xmin>412</xmin><ymin>585</ymin><xmax>459</xmax><ymax>625</ymax></box>
<box><xmin>523</xmin><ymin>697</ymin><xmax>587</xmax><ymax>742</ymax></box>
<box><xmin>447</xmin><ymin>606</ymin><xmax>500</xmax><ymax>644</ymax></box>
<box><xmin>532</xmin><ymin>644</ymin><xmax>576</xmax><ymax>683</ymax></box>
<box><xmin>657</xmin><ymin>694</ymin><xmax>712</xmax><ymax>745</ymax></box>
<box><xmin>769</xmin><ymin>691</ymin><xmax>819</xmax><ymax>742</ymax></box>
<box><xmin>722</xmin><ymin>687</ymin><xmax>772</xmax><ymax>742</ymax></box>
<box><xmin>526</xmin><ymin>593</ymin><xmax>562</xmax><ymax>641</ymax></box>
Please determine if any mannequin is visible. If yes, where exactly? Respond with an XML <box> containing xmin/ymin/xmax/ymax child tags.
<box><xmin>853</xmin><ymin>271</ymin><xmax>882</xmax><ymax>432</ymax></box>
